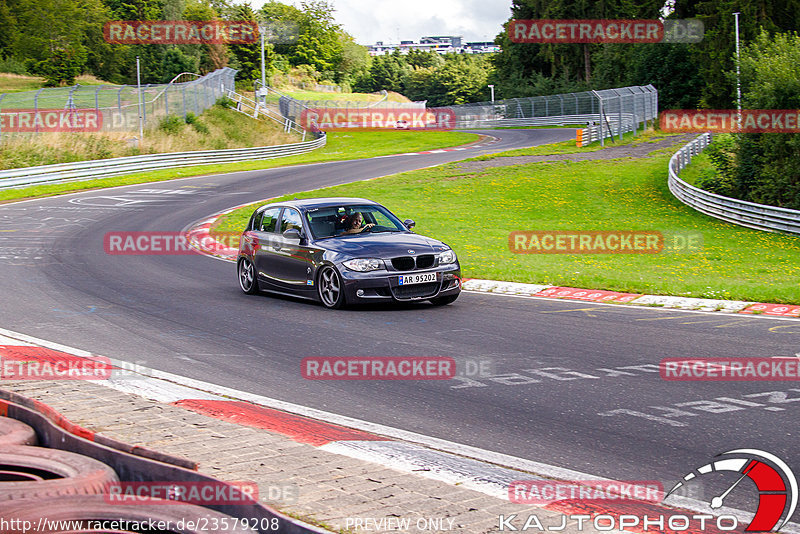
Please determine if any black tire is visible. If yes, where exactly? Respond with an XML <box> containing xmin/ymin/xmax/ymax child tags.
<box><xmin>0</xmin><ymin>417</ymin><xmax>37</xmax><ymax>446</ymax></box>
<box><xmin>238</xmin><ymin>257</ymin><xmax>259</xmax><ymax>295</ymax></box>
<box><xmin>317</xmin><ymin>265</ymin><xmax>347</xmax><ymax>309</ymax></box>
<box><xmin>430</xmin><ymin>293</ymin><xmax>459</xmax><ymax>306</ymax></box>
<box><xmin>4</xmin><ymin>495</ymin><xmax>258</xmax><ymax>533</ymax></box>
<box><xmin>0</xmin><ymin>445</ymin><xmax>118</xmax><ymax>501</ymax></box>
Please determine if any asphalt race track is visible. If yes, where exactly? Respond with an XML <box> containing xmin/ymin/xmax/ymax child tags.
<box><xmin>1</xmin><ymin>128</ymin><xmax>797</xmax><ymax>510</ymax></box>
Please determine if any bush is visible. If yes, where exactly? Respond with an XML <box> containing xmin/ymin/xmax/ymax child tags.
<box><xmin>0</xmin><ymin>57</ymin><xmax>28</xmax><ymax>75</ymax></box>
<box><xmin>191</xmin><ymin>121</ymin><xmax>209</xmax><ymax>135</ymax></box>
<box><xmin>697</xmin><ymin>134</ymin><xmax>737</xmax><ymax>197</ymax></box>
<box><xmin>215</xmin><ymin>96</ymin><xmax>235</xmax><ymax>109</ymax></box>
<box><xmin>158</xmin><ymin>115</ymin><xmax>184</xmax><ymax>135</ymax></box>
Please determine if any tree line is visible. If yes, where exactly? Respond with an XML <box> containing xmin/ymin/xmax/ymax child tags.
<box><xmin>0</xmin><ymin>0</ymin><xmax>369</xmax><ymax>87</ymax></box>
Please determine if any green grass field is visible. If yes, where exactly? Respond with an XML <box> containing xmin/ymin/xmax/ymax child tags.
<box><xmin>0</xmin><ymin>130</ymin><xmax>480</xmax><ymax>203</ymax></box>
<box><xmin>214</xmin><ymin>135</ymin><xmax>800</xmax><ymax>305</ymax></box>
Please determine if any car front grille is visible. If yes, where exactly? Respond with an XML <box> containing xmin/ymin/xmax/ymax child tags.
<box><xmin>416</xmin><ymin>254</ymin><xmax>435</xmax><ymax>268</ymax></box>
<box><xmin>391</xmin><ymin>256</ymin><xmax>415</xmax><ymax>271</ymax></box>
<box><xmin>392</xmin><ymin>282</ymin><xmax>440</xmax><ymax>300</ymax></box>
<box><xmin>390</xmin><ymin>254</ymin><xmax>435</xmax><ymax>271</ymax></box>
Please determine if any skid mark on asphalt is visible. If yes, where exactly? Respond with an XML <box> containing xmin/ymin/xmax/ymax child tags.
<box><xmin>540</xmin><ymin>307</ymin><xmax>615</xmax><ymax>317</ymax></box>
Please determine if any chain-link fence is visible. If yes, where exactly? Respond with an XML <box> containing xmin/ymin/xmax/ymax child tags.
<box><xmin>267</xmin><ymin>87</ymin><xmax>425</xmax><ymax>129</ymax></box>
<box><xmin>249</xmin><ymin>84</ymin><xmax>657</xmax><ymax>141</ymax></box>
<box><xmin>0</xmin><ymin>68</ymin><xmax>236</xmax><ymax>138</ymax></box>
<box><xmin>449</xmin><ymin>85</ymin><xmax>658</xmax><ymax>144</ymax></box>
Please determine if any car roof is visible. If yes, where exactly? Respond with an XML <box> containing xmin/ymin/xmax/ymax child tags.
<box><xmin>261</xmin><ymin>197</ymin><xmax>380</xmax><ymax>211</ymax></box>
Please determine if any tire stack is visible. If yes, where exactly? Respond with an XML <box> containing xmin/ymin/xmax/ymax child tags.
<box><xmin>0</xmin><ymin>416</ymin><xmax>258</xmax><ymax>533</ymax></box>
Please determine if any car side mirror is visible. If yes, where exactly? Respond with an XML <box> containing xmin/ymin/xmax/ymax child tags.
<box><xmin>283</xmin><ymin>228</ymin><xmax>302</xmax><ymax>242</ymax></box>
<box><xmin>403</xmin><ymin>219</ymin><xmax>416</xmax><ymax>230</ymax></box>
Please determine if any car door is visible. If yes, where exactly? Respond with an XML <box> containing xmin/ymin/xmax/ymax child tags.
<box><xmin>269</xmin><ymin>207</ymin><xmax>316</xmax><ymax>292</ymax></box>
<box><xmin>252</xmin><ymin>207</ymin><xmax>281</xmax><ymax>288</ymax></box>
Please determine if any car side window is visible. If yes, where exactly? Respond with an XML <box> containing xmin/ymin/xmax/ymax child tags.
<box><xmin>280</xmin><ymin>208</ymin><xmax>303</xmax><ymax>234</ymax></box>
<box><xmin>260</xmin><ymin>208</ymin><xmax>280</xmax><ymax>233</ymax></box>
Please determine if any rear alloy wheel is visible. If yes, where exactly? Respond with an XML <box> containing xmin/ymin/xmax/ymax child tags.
<box><xmin>318</xmin><ymin>265</ymin><xmax>346</xmax><ymax>309</ymax></box>
<box><xmin>238</xmin><ymin>258</ymin><xmax>259</xmax><ymax>295</ymax></box>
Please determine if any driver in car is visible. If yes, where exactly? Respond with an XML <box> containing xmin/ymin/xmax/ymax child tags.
<box><xmin>341</xmin><ymin>212</ymin><xmax>375</xmax><ymax>234</ymax></box>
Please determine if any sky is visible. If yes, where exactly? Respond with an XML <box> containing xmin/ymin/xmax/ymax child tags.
<box><xmin>252</xmin><ymin>0</ymin><xmax>514</xmax><ymax>45</ymax></box>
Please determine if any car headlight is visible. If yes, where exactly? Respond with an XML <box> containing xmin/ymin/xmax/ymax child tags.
<box><xmin>343</xmin><ymin>258</ymin><xmax>384</xmax><ymax>272</ymax></box>
<box><xmin>438</xmin><ymin>249</ymin><xmax>457</xmax><ymax>265</ymax></box>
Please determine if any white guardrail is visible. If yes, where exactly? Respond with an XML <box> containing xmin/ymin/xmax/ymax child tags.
<box><xmin>669</xmin><ymin>133</ymin><xmax>800</xmax><ymax>235</ymax></box>
<box><xmin>0</xmin><ymin>134</ymin><xmax>326</xmax><ymax>190</ymax></box>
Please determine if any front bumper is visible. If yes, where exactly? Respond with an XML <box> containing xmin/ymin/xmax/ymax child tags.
<box><xmin>339</xmin><ymin>265</ymin><xmax>461</xmax><ymax>302</ymax></box>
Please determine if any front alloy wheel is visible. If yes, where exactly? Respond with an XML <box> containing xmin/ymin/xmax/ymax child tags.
<box><xmin>318</xmin><ymin>265</ymin><xmax>346</xmax><ymax>309</ymax></box>
<box><xmin>238</xmin><ymin>258</ymin><xmax>259</xmax><ymax>294</ymax></box>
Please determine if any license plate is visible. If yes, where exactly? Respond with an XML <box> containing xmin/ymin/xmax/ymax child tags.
<box><xmin>398</xmin><ymin>272</ymin><xmax>437</xmax><ymax>285</ymax></box>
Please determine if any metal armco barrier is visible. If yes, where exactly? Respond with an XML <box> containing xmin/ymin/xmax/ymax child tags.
<box><xmin>0</xmin><ymin>134</ymin><xmax>326</xmax><ymax>190</ymax></box>
<box><xmin>669</xmin><ymin>133</ymin><xmax>800</xmax><ymax>235</ymax></box>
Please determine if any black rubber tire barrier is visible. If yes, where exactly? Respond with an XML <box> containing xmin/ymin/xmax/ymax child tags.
<box><xmin>0</xmin><ymin>417</ymin><xmax>37</xmax><ymax>446</ymax></box>
<box><xmin>3</xmin><ymin>495</ymin><xmax>259</xmax><ymax>533</ymax></box>
<box><xmin>0</xmin><ymin>445</ymin><xmax>118</xmax><ymax>501</ymax></box>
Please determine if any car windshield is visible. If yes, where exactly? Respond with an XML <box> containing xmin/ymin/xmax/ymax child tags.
<box><xmin>305</xmin><ymin>204</ymin><xmax>407</xmax><ymax>239</ymax></box>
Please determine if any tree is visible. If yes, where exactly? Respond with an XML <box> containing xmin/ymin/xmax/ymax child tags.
<box><xmin>290</xmin><ymin>0</ymin><xmax>342</xmax><ymax>80</ymax></box>
<box><xmin>228</xmin><ymin>3</ymin><xmax>268</xmax><ymax>83</ymax></box>
<box><xmin>733</xmin><ymin>31</ymin><xmax>800</xmax><ymax>209</ymax></box>
<box><xmin>672</xmin><ymin>0</ymin><xmax>800</xmax><ymax>108</ymax></box>
<box><xmin>492</xmin><ymin>0</ymin><xmax>664</xmax><ymax>98</ymax></box>
<box><xmin>13</xmin><ymin>0</ymin><xmax>110</xmax><ymax>85</ymax></box>
<box><xmin>0</xmin><ymin>0</ymin><xmax>19</xmax><ymax>60</ymax></box>
<box><xmin>184</xmin><ymin>0</ymin><xmax>228</xmax><ymax>72</ymax></box>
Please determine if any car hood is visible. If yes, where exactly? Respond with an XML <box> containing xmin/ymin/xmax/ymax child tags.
<box><xmin>316</xmin><ymin>232</ymin><xmax>450</xmax><ymax>258</ymax></box>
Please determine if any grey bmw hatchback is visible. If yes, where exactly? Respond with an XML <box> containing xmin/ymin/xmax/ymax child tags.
<box><xmin>237</xmin><ymin>197</ymin><xmax>461</xmax><ymax>308</ymax></box>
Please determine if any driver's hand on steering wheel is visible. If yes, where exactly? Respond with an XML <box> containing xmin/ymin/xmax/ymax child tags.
<box><xmin>363</xmin><ymin>223</ymin><xmax>375</xmax><ymax>231</ymax></box>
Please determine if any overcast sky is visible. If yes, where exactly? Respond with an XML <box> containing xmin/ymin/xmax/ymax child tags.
<box><xmin>252</xmin><ymin>0</ymin><xmax>513</xmax><ymax>45</ymax></box>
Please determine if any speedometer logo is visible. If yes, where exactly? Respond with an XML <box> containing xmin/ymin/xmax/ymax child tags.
<box><xmin>665</xmin><ymin>449</ymin><xmax>798</xmax><ymax>532</ymax></box>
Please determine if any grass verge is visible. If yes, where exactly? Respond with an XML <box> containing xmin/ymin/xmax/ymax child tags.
<box><xmin>214</xmin><ymin>136</ymin><xmax>800</xmax><ymax>305</ymax></box>
<box><xmin>0</xmin><ymin>103</ymin><xmax>300</xmax><ymax>170</ymax></box>
<box><xmin>0</xmin><ymin>73</ymin><xmax>109</xmax><ymax>93</ymax></box>
<box><xmin>470</xmin><ymin>128</ymin><xmax>662</xmax><ymax>160</ymax></box>
<box><xmin>0</xmin><ymin>130</ymin><xmax>480</xmax><ymax>203</ymax></box>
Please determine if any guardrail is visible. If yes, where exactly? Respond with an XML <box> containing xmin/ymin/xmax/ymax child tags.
<box><xmin>669</xmin><ymin>133</ymin><xmax>800</xmax><ymax>235</ymax></box>
<box><xmin>225</xmin><ymin>90</ymin><xmax>307</xmax><ymax>138</ymax></box>
<box><xmin>0</xmin><ymin>134</ymin><xmax>326</xmax><ymax>190</ymax></box>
